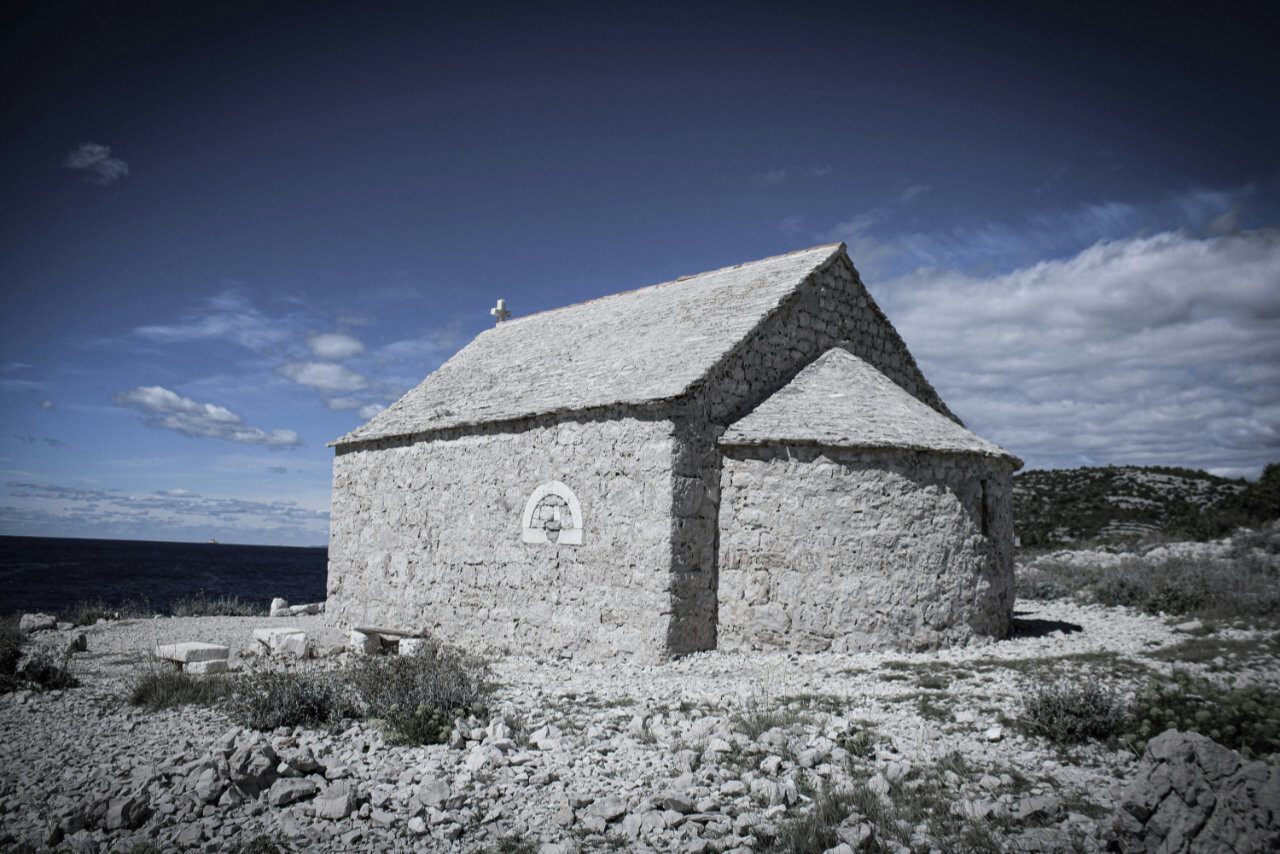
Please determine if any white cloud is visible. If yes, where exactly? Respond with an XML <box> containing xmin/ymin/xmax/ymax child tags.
<box><xmin>2</xmin><ymin>481</ymin><xmax>328</xmax><ymax>543</ymax></box>
<box><xmin>877</xmin><ymin>228</ymin><xmax>1280</xmax><ymax>475</ymax></box>
<box><xmin>113</xmin><ymin>386</ymin><xmax>302</xmax><ymax>447</ymax></box>
<box><xmin>898</xmin><ymin>184</ymin><xmax>929</xmax><ymax>205</ymax></box>
<box><xmin>38</xmin><ymin>400</ymin><xmax>55</xmax><ymax>409</ymax></box>
<box><xmin>322</xmin><ymin>396</ymin><xmax>364</xmax><ymax>410</ymax></box>
<box><xmin>824</xmin><ymin>186</ymin><xmax>1254</xmax><ymax>282</ymax></box>
<box><xmin>63</xmin><ymin>142</ymin><xmax>129</xmax><ymax>185</ymax></box>
<box><xmin>133</xmin><ymin>291</ymin><xmax>291</xmax><ymax>351</ymax></box>
<box><xmin>307</xmin><ymin>332</ymin><xmax>365</xmax><ymax>361</ymax></box>
<box><xmin>275</xmin><ymin>361</ymin><xmax>369</xmax><ymax>394</ymax></box>
<box><xmin>753</xmin><ymin>169</ymin><xmax>787</xmax><ymax>187</ymax></box>
<box><xmin>357</xmin><ymin>403</ymin><xmax>386</xmax><ymax>420</ymax></box>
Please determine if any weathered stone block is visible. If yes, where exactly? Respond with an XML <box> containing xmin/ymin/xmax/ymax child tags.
<box><xmin>184</xmin><ymin>659</ymin><xmax>229</xmax><ymax>675</ymax></box>
<box><xmin>253</xmin><ymin>628</ymin><xmax>308</xmax><ymax>658</ymax></box>
<box><xmin>154</xmin><ymin>642</ymin><xmax>229</xmax><ymax>664</ymax></box>
<box><xmin>349</xmin><ymin>629</ymin><xmax>380</xmax><ymax>654</ymax></box>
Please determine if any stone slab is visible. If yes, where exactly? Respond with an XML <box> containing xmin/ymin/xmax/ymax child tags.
<box><xmin>155</xmin><ymin>642</ymin><xmax>230</xmax><ymax>663</ymax></box>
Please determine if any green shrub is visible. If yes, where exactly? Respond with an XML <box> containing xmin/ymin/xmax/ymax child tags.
<box><xmin>345</xmin><ymin>635</ymin><xmax>491</xmax><ymax>744</ymax></box>
<box><xmin>1</xmin><ymin>621</ymin><xmax>80</xmax><ymax>693</ymax></box>
<box><xmin>1022</xmin><ymin>551</ymin><xmax>1280</xmax><ymax>621</ymax></box>
<box><xmin>732</xmin><ymin>706</ymin><xmax>808</xmax><ymax>740</ymax></box>
<box><xmin>1019</xmin><ymin>680</ymin><xmax>1127</xmax><ymax>744</ymax></box>
<box><xmin>17</xmin><ymin>650</ymin><xmax>79</xmax><ymax>690</ymax></box>
<box><xmin>170</xmin><ymin>590</ymin><xmax>264</xmax><ymax>617</ymax></box>
<box><xmin>128</xmin><ymin>663</ymin><xmax>234</xmax><ymax>710</ymax></box>
<box><xmin>1125</xmin><ymin>671</ymin><xmax>1280</xmax><ymax>758</ymax></box>
<box><xmin>757</xmin><ymin>786</ymin><xmax>871</xmax><ymax>854</ymax></box>
<box><xmin>836</xmin><ymin>722</ymin><xmax>884</xmax><ymax>760</ymax></box>
<box><xmin>487</xmin><ymin>834</ymin><xmax>539</xmax><ymax>854</ymax></box>
<box><xmin>1093</xmin><ymin>559</ymin><xmax>1217</xmax><ymax>615</ymax></box>
<box><xmin>229</xmin><ymin>666</ymin><xmax>357</xmax><ymax>731</ymax></box>
<box><xmin>1016</xmin><ymin>567</ymin><xmax>1074</xmax><ymax>601</ymax></box>
<box><xmin>0</xmin><ymin>619</ymin><xmax>21</xmax><ymax>678</ymax></box>
<box><xmin>59</xmin><ymin>597</ymin><xmax>152</xmax><ymax>625</ymax></box>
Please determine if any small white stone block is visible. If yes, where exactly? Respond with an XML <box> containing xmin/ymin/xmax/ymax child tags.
<box><xmin>184</xmin><ymin>659</ymin><xmax>229</xmax><ymax>675</ymax></box>
<box><xmin>350</xmin><ymin>629</ymin><xmax>380</xmax><ymax>655</ymax></box>
<box><xmin>254</xmin><ymin>628</ymin><xmax>308</xmax><ymax>658</ymax></box>
<box><xmin>155</xmin><ymin>642</ymin><xmax>230</xmax><ymax>663</ymax></box>
<box><xmin>398</xmin><ymin>637</ymin><xmax>429</xmax><ymax>656</ymax></box>
<box><xmin>269</xmin><ymin>597</ymin><xmax>291</xmax><ymax>617</ymax></box>
<box><xmin>288</xmin><ymin>602</ymin><xmax>322</xmax><ymax>616</ymax></box>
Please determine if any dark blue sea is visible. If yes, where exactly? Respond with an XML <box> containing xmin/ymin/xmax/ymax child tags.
<box><xmin>0</xmin><ymin>536</ymin><xmax>327</xmax><ymax>615</ymax></box>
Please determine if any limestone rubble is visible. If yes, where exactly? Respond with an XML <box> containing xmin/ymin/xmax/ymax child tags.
<box><xmin>1</xmin><ymin>602</ymin><xmax>1276</xmax><ymax>853</ymax></box>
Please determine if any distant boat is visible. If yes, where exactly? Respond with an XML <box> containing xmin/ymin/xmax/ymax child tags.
<box><xmin>208</xmin><ymin>538</ymin><xmax>220</xmax><ymax>544</ymax></box>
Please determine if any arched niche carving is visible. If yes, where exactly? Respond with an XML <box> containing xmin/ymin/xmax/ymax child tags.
<box><xmin>521</xmin><ymin>480</ymin><xmax>583</xmax><ymax>545</ymax></box>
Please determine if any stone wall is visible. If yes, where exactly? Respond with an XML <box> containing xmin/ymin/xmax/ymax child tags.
<box><xmin>327</xmin><ymin>413</ymin><xmax>676</xmax><ymax>660</ymax></box>
<box><xmin>666</xmin><ymin>254</ymin><xmax>958</xmax><ymax>654</ymax></box>
<box><xmin>717</xmin><ymin>445</ymin><xmax>1016</xmax><ymax>653</ymax></box>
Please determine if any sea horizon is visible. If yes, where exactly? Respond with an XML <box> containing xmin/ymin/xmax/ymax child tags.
<box><xmin>0</xmin><ymin>534</ymin><xmax>328</xmax><ymax>616</ymax></box>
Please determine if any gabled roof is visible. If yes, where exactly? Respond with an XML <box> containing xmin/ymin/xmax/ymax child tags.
<box><xmin>720</xmin><ymin>348</ymin><xmax>1021</xmax><ymax>463</ymax></box>
<box><xmin>334</xmin><ymin>243</ymin><xmax>846</xmax><ymax>445</ymax></box>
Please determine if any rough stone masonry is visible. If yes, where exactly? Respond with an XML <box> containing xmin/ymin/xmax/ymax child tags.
<box><xmin>326</xmin><ymin>243</ymin><xmax>1021</xmax><ymax>660</ymax></box>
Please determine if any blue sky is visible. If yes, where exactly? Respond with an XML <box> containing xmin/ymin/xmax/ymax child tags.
<box><xmin>2</xmin><ymin>1</ymin><xmax>1277</xmax><ymax>545</ymax></box>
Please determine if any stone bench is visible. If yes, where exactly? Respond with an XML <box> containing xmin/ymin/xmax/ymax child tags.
<box><xmin>350</xmin><ymin>626</ymin><xmax>432</xmax><ymax>656</ymax></box>
<box><xmin>154</xmin><ymin>642</ymin><xmax>230</xmax><ymax>674</ymax></box>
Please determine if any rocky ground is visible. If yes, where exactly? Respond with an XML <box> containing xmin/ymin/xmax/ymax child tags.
<box><xmin>2</xmin><ymin>596</ymin><xmax>1277</xmax><ymax>853</ymax></box>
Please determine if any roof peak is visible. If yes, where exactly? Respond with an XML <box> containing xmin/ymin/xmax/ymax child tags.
<box><xmin>334</xmin><ymin>243</ymin><xmax>853</xmax><ymax>445</ymax></box>
<box><xmin>500</xmin><ymin>243</ymin><xmax>846</xmax><ymax>326</ymax></box>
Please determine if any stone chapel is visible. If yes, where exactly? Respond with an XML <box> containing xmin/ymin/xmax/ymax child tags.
<box><xmin>326</xmin><ymin>243</ymin><xmax>1021</xmax><ymax>659</ymax></box>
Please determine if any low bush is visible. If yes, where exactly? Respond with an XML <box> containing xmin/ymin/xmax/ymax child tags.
<box><xmin>59</xmin><ymin>597</ymin><xmax>152</xmax><ymax>625</ymax></box>
<box><xmin>1019</xmin><ymin>680</ymin><xmax>1127</xmax><ymax>744</ymax></box>
<box><xmin>1125</xmin><ymin>671</ymin><xmax>1280</xmax><ymax>758</ymax></box>
<box><xmin>761</xmin><ymin>771</ymin><xmax>1009</xmax><ymax>854</ymax></box>
<box><xmin>1093</xmin><ymin>558</ymin><xmax>1219</xmax><ymax>616</ymax></box>
<box><xmin>757</xmin><ymin>786</ymin><xmax>871</xmax><ymax>854</ymax></box>
<box><xmin>1017</xmin><ymin>551</ymin><xmax>1280</xmax><ymax>621</ymax></box>
<box><xmin>1</xmin><ymin>621</ymin><xmax>78</xmax><ymax>693</ymax></box>
<box><xmin>128</xmin><ymin>663</ymin><xmax>234</xmax><ymax>710</ymax></box>
<box><xmin>16</xmin><ymin>650</ymin><xmax>79</xmax><ymax>690</ymax></box>
<box><xmin>228</xmin><ymin>666</ymin><xmax>357</xmax><ymax>731</ymax></box>
<box><xmin>486</xmin><ymin>834</ymin><xmax>539</xmax><ymax>854</ymax></box>
<box><xmin>0</xmin><ymin>618</ymin><xmax>21</xmax><ymax>678</ymax></box>
<box><xmin>170</xmin><ymin>590</ymin><xmax>264</xmax><ymax>618</ymax></box>
<box><xmin>1016</xmin><ymin>567</ymin><xmax>1074</xmax><ymax>601</ymax></box>
<box><xmin>732</xmin><ymin>706</ymin><xmax>808</xmax><ymax>740</ymax></box>
<box><xmin>836</xmin><ymin>724</ymin><xmax>883</xmax><ymax>760</ymax></box>
<box><xmin>345</xmin><ymin>636</ymin><xmax>491</xmax><ymax>744</ymax></box>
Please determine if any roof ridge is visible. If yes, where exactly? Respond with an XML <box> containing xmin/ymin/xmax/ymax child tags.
<box><xmin>499</xmin><ymin>242</ymin><xmax>846</xmax><ymax>326</ymax></box>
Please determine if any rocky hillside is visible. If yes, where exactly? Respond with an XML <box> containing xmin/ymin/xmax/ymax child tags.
<box><xmin>1012</xmin><ymin>465</ymin><xmax>1255</xmax><ymax>546</ymax></box>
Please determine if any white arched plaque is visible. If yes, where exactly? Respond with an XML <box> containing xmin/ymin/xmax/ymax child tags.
<box><xmin>521</xmin><ymin>480</ymin><xmax>583</xmax><ymax>545</ymax></box>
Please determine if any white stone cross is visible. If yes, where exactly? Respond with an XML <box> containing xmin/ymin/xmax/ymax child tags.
<box><xmin>490</xmin><ymin>299</ymin><xmax>511</xmax><ymax>325</ymax></box>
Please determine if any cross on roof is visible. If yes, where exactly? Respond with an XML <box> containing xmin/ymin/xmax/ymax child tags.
<box><xmin>490</xmin><ymin>299</ymin><xmax>511</xmax><ymax>325</ymax></box>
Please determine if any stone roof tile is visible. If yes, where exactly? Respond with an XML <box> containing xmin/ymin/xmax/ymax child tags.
<box><xmin>335</xmin><ymin>243</ymin><xmax>845</xmax><ymax>445</ymax></box>
<box><xmin>719</xmin><ymin>348</ymin><xmax>1021</xmax><ymax>464</ymax></box>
